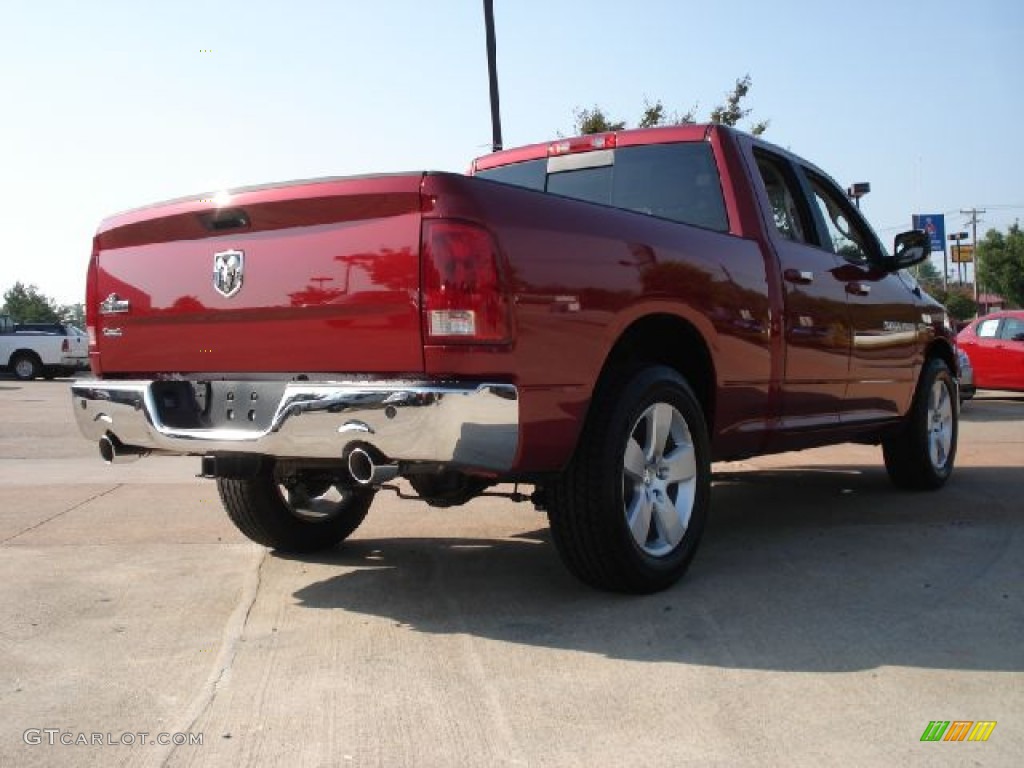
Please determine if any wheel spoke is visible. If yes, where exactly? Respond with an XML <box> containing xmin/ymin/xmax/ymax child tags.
<box><xmin>652</xmin><ymin>496</ymin><xmax>687</xmax><ymax>548</ymax></box>
<box><xmin>926</xmin><ymin>380</ymin><xmax>953</xmax><ymax>469</ymax></box>
<box><xmin>935</xmin><ymin>383</ymin><xmax>949</xmax><ymax>416</ymax></box>
<box><xmin>646</xmin><ymin>402</ymin><xmax>674</xmax><ymax>461</ymax></box>
<box><xmin>626</xmin><ymin>491</ymin><xmax>654</xmax><ymax>547</ymax></box>
<box><xmin>662</xmin><ymin>444</ymin><xmax>696</xmax><ymax>484</ymax></box>
<box><xmin>930</xmin><ymin>433</ymin><xmax>943</xmax><ymax>467</ymax></box>
<box><xmin>623</xmin><ymin>437</ymin><xmax>646</xmax><ymax>480</ymax></box>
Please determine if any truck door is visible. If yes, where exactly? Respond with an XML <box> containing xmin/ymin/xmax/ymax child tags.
<box><xmin>752</xmin><ymin>151</ymin><xmax>851</xmax><ymax>430</ymax></box>
<box><xmin>801</xmin><ymin>172</ymin><xmax>921</xmax><ymax>422</ymax></box>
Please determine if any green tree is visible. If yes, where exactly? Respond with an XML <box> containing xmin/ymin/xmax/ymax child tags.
<box><xmin>708</xmin><ymin>75</ymin><xmax>769</xmax><ymax>135</ymax></box>
<box><xmin>572</xmin><ymin>74</ymin><xmax>767</xmax><ymax>136</ymax></box>
<box><xmin>2</xmin><ymin>282</ymin><xmax>61</xmax><ymax>323</ymax></box>
<box><xmin>977</xmin><ymin>223</ymin><xmax>1024</xmax><ymax>308</ymax></box>
<box><xmin>572</xmin><ymin>106</ymin><xmax>626</xmax><ymax>135</ymax></box>
<box><xmin>911</xmin><ymin>258</ymin><xmax>943</xmax><ymax>295</ymax></box>
<box><xmin>911</xmin><ymin>258</ymin><xmax>941</xmax><ymax>282</ymax></box>
<box><xmin>60</xmin><ymin>303</ymin><xmax>85</xmax><ymax>329</ymax></box>
<box><xmin>944</xmin><ymin>290</ymin><xmax>977</xmax><ymax>323</ymax></box>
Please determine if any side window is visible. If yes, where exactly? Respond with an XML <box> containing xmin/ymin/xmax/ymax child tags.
<box><xmin>610</xmin><ymin>143</ymin><xmax>729</xmax><ymax>231</ymax></box>
<box><xmin>754</xmin><ymin>152</ymin><xmax>809</xmax><ymax>242</ymax></box>
<box><xmin>807</xmin><ymin>174</ymin><xmax>872</xmax><ymax>263</ymax></box>
<box><xmin>977</xmin><ymin>319</ymin><xmax>1000</xmax><ymax>338</ymax></box>
<box><xmin>999</xmin><ymin>317</ymin><xmax>1024</xmax><ymax>340</ymax></box>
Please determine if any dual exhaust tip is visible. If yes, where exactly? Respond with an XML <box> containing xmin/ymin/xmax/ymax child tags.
<box><xmin>99</xmin><ymin>435</ymin><xmax>397</xmax><ymax>485</ymax></box>
<box><xmin>98</xmin><ymin>434</ymin><xmax>149</xmax><ymax>465</ymax></box>
<box><xmin>347</xmin><ymin>446</ymin><xmax>398</xmax><ymax>485</ymax></box>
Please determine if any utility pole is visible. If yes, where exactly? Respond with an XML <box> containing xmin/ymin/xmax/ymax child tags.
<box><xmin>961</xmin><ymin>207</ymin><xmax>986</xmax><ymax>308</ymax></box>
<box><xmin>483</xmin><ymin>0</ymin><xmax>503</xmax><ymax>153</ymax></box>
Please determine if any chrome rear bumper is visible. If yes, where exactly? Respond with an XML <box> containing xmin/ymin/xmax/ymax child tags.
<box><xmin>70</xmin><ymin>379</ymin><xmax>519</xmax><ymax>473</ymax></box>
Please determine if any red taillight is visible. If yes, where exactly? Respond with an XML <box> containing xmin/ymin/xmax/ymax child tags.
<box><xmin>548</xmin><ymin>132</ymin><xmax>617</xmax><ymax>156</ymax></box>
<box><xmin>85</xmin><ymin>242</ymin><xmax>98</xmax><ymax>335</ymax></box>
<box><xmin>421</xmin><ymin>220</ymin><xmax>511</xmax><ymax>344</ymax></box>
<box><xmin>85</xmin><ymin>240</ymin><xmax>101</xmax><ymax>374</ymax></box>
<box><xmin>61</xmin><ymin>339</ymin><xmax>70</xmax><ymax>353</ymax></box>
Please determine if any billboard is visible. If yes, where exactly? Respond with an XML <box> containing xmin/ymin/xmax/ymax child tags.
<box><xmin>951</xmin><ymin>244</ymin><xmax>974</xmax><ymax>263</ymax></box>
<box><xmin>912</xmin><ymin>214</ymin><xmax>946</xmax><ymax>255</ymax></box>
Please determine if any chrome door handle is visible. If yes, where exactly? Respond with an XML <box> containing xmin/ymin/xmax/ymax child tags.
<box><xmin>783</xmin><ymin>269</ymin><xmax>814</xmax><ymax>285</ymax></box>
<box><xmin>846</xmin><ymin>282</ymin><xmax>871</xmax><ymax>296</ymax></box>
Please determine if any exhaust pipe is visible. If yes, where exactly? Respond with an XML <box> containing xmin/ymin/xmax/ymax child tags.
<box><xmin>347</xmin><ymin>446</ymin><xmax>399</xmax><ymax>486</ymax></box>
<box><xmin>98</xmin><ymin>434</ymin><xmax>149</xmax><ymax>465</ymax></box>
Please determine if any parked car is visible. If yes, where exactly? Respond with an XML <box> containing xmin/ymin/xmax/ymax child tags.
<box><xmin>1</xmin><ymin>314</ymin><xmax>88</xmax><ymax>380</ymax></box>
<box><xmin>956</xmin><ymin>310</ymin><xmax>1024</xmax><ymax>392</ymax></box>
<box><xmin>957</xmin><ymin>347</ymin><xmax>975</xmax><ymax>401</ymax></box>
<box><xmin>70</xmin><ymin>123</ymin><xmax>955</xmax><ymax>593</ymax></box>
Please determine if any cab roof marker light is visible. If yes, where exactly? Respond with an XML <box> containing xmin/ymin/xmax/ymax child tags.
<box><xmin>548</xmin><ymin>133</ymin><xmax>617</xmax><ymax>156</ymax></box>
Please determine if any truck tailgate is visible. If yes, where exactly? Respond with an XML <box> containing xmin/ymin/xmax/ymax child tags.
<box><xmin>91</xmin><ymin>174</ymin><xmax>426</xmax><ymax>375</ymax></box>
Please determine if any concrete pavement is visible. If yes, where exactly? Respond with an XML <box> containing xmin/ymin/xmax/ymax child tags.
<box><xmin>1</xmin><ymin>379</ymin><xmax>1021</xmax><ymax>766</ymax></box>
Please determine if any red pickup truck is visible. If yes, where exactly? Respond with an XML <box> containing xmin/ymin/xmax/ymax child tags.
<box><xmin>71</xmin><ymin>124</ymin><xmax>956</xmax><ymax>592</ymax></box>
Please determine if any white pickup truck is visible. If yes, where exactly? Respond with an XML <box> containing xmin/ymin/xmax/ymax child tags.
<box><xmin>0</xmin><ymin>315</ymin><xmax>88</xmax><ymax>380</ymax></box>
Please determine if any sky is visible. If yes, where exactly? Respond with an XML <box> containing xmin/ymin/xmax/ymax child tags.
<box><xmin>2</xmin><ymin>0</ymin><xmax>1022</xmax><ymax>306</ymax></box>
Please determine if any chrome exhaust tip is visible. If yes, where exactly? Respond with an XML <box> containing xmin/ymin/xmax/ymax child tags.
<box><xmin>99</xmin><ymin>434</ymin><xmax>148</xmax><ymax>465</ymax></box>
<box><xmin>347</xmin><ymin>446</ymin><xmax>399</xmax><ymax>485</ymax></box>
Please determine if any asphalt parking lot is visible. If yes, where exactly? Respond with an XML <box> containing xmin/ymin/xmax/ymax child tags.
<box><xmin>1</xmin><ymin>378</ymin><xmax>1021</xmax><ymax>767</ymax></box>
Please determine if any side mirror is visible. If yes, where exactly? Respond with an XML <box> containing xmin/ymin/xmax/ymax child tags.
<box><xmin>1012</xmin><ymin>332</ymin><xmax>1024</xmax><ymax>342</ymax></box>
<box><xmin>887</xmin><ymin>230</ymin><xmax>931</xmax><ymax>271</ymax></box>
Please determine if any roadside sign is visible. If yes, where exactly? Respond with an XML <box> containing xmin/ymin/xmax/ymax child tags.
<box><xmin>951</xmin><ymin>244</ymin><xmax>974</xmax><ymax>263</ymax></box>
<box><xmin>912</xmin><ymin>214</ymin><xmax>946</xmax><ymax>254</ymax></box>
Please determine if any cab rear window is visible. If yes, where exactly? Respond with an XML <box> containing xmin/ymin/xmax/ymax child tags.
<box><xmin>476</xmin><ymin>158</ymin><xmax>546</xmax><ymax>191</ymax></box>
<box><xmin>476</xmin><ymin>142</ymin><xmax>728</xmax><ymax>232</ymax></box>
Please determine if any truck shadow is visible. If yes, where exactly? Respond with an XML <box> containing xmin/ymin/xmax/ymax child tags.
<box><xmin>288</xmin><ymin>463</ymin><xmax>1023</xmax><ymax>673</ymax></box>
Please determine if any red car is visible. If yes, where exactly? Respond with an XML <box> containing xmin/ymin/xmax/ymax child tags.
<box><xmin>957</xmin><ymin>310</ymin><xmax>1024</xmax><ymax>391</ymax></box>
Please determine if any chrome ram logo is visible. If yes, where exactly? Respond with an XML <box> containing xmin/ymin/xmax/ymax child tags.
<box><xmin>213</xmin><ymin>249</ymin><xmax>244</xmax><ymax>298</ymax></box>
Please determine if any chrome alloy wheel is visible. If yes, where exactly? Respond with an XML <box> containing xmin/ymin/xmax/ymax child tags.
<box><xmin>622</xmin><ymin>402</ymin><xmax>698</xmax><ymax>557</ymax></box>
<box><xmin>927</xmin><ymin>379</ymin><xmax>954</xmax><ymax>470</ymax></box>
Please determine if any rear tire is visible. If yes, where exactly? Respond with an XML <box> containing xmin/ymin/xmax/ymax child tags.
<box><xmin>547</xmin><ymin>365</ymin><xmax>711</xmax><ymax>593</ymax></box>
<box><xmin>217</xmin><ymin>465</ymin><xmax>375</xmax><ymax>552</ymax></box>
<box><xmin>11</xmin><ymin>353</ymin><xmax>41</xmax><ymax>381</ymax></box>
<box><xmin>883</xmin><ymin>357</ymin><xmax>957</xmax><ymax>490</ymax></box>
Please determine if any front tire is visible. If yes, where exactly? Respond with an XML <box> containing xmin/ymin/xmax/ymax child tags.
<box><xmin>217</xmin><ymin>464</ymin><xmax>375</xmax><ymax>552</ymax></box>
<box><xmin>547</xmin><ymin>365</ymin><xmax>711</xmax><ymax>593</ymax></box>
<box><xmin>883</xmin><ymin>357</ymin><xmax>958</xmax><ymax>489</ymax></box>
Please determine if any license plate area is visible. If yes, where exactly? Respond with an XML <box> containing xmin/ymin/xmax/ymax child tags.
<box><xmin>151</xmin><ymin>381</ymin><xmax>287</xmax><ymax>431</ymax></box>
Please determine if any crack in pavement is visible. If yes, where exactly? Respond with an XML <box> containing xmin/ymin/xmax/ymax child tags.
<box><xmin>0</xmin><ymin>485</ymin><xmax>122</xmax><ymax>545</ymax></box>
<box><xmin>152</xmin><ymin>546</ymin><xmax>268</xmax><ymax>768</ymax></box>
